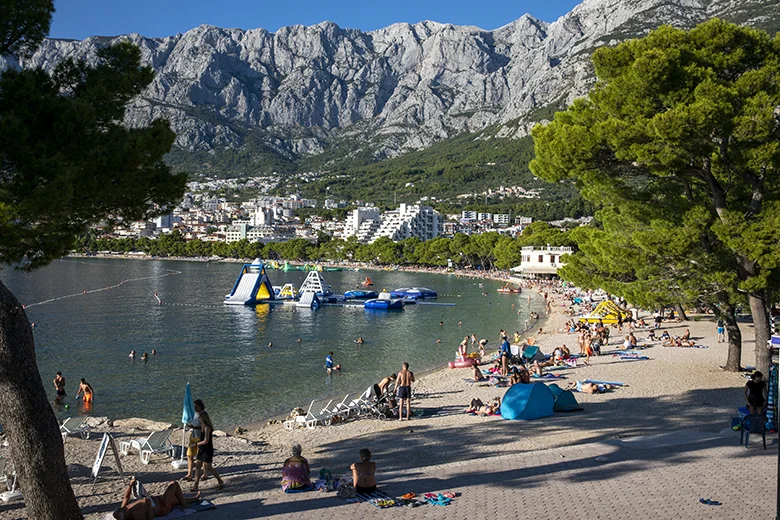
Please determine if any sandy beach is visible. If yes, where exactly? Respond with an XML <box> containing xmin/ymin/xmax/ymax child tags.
<box><xmin>0</xmin><ymin>281</ymin><xmax>769</xmax><ymax>519</ymax></box>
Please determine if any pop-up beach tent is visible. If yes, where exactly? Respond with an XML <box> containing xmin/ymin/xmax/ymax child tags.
<box><xmin>522</xmin><ymin>345</ymin><xmax>546</xmax><ymax>363</ymax></box>
<box><xmin>501</xmin><ymin>382</ymin><xmax>554</xmax><ymax>420</ymax></box>
<box><xmin>545</xmin><ymin>383</ymin><xmax>583</xmax><ymax>412</ymax></box>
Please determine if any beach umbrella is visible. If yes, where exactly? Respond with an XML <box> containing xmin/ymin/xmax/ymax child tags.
<box><xmin>172</xmin><ymin>383</ymin><xmax>195</xmax><ymax>469</ymax></box>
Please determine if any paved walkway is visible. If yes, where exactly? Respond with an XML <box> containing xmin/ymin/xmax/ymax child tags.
<box><xmin>197</xmin><ymin>428</ymin><xmax>777</xmax><ymax>519</ymax></box>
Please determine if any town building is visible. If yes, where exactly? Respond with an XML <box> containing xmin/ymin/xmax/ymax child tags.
<box><xmin>511</xmin><ymin>245</ymin><xmax>573</xmax><ymax>278</ymax></box>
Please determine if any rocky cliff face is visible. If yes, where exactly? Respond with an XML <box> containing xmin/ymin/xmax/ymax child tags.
<box><xmin>3</xmin><ymin>0</ymin><xmax>778</xmax><ymax>171</ymax></box>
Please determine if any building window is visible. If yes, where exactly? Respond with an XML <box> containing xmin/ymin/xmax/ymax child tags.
<box><xmin>538</xmin><ymin>255</ymin><xmax>544</xmax><ymax>263</ymax></box>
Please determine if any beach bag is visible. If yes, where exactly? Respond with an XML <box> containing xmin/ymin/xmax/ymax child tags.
<box><xmin>337</xmin><ymin>482</ymin><xmax>356</xmax><ymax>498</ymax></box>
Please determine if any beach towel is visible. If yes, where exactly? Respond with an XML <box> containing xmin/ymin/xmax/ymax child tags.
<box><xmin>532</xmin><ymin>373</ymin><xmax>564</xmax><ymax>379</ymax></box>
<box><xmin>356</xmin><ymin>490</ymin><xmax>398</xmax><ymax>508</ymax></box>
<box><xmin>157</xmin><ymin>500</ymin><xmax>216</xmax><ymax>519</ymax></box>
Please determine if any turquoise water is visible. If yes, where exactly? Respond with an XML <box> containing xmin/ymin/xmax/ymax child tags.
<box><xmin>2</xmin><ymin>258</ymin><xmax>544</xmax><ymax>427</ymax></box>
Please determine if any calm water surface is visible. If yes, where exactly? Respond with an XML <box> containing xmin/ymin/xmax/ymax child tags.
<box><xmin>2</xmin><ymin>258</ymin><xmax>544</xmax><ymax>428</ymax></box>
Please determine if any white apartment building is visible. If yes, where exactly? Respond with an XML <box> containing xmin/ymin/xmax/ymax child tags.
<box><xmin>461</xmin><ymin>211</ymin><xmax>477</xmax><ymax>222</ymax></box>
<box><xmin>492</xmin><ymin>214</ymin><xmax>511</xmax><ymax>225</ymax></box>
<box><xmin>477</xmin><ymin>212</ymin><xmax>492</xmax><ymax>221</ymax></box>
<box><xmin>343</xmin><ymin>207</ymin><xmax>381</xmax><ymax>238</ymax></box>
<box><xmin>367</xmin><ymin>204</ymin><xmax>441</xmax><ymax>244</ymax></box>
<box><xmin>511</xmin><ymin>246</ymin><xmax>573</xmax><ymax>278</ymax></box>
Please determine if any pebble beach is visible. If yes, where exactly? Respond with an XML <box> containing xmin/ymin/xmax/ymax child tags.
<box><xmin>0</xmin><ymin>280</ymin><xmax>772</xmax><ymax>519</ymax></box>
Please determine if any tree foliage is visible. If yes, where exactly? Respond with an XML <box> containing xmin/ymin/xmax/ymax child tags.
<box><xmin>531</xmin><ymin>19</ymin><xmax>780</xmax><ymax>373</ymax></box>
<box><xmin>0</xmin><ymin>3</ymin><xmax>186</xmax><ymax>518</ymax></box>
<box><xmin>0</xmin><ymin>42</ymin><xmax>186</xmax><ymax>268</ymax></box>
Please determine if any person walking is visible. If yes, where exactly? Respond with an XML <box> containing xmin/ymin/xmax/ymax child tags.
<box><xmin>394</xmin><ymin>363</ymin><xmax>415</xmax><ymax>421</ymax></box>
<box><xmin>717</xmin><ymin>318</ymin><xmax>725</xmax><ymax>343</ymax></box>
<box><xmin>191</xmin><ymin>399</ymin><xmax>225</xmax><ymax>492</ymax></box>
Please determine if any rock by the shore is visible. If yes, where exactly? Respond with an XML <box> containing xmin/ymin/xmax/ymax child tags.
<box><xmin>83</xmin><ymin>416</ymin><xmax>110</xmax><ymax>428</ymax></box>
<box><xmin>112</xmin><ymin>418</ymin><xmax>175</xmax><ymax>431</ymax></box>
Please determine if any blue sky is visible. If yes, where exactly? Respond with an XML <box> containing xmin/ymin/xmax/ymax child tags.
<box><xmin>50</xmin><ymin>0</ymin><xmax>583</xmax><ymax>40</ymax></box>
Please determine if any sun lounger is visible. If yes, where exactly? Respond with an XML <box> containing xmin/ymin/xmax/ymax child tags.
<box><xmin>305</xmin><ymin>400</ymin><xmax>335</xmax><ymax>429</ymax></box>
<box><xmin>331</xmin><ymin>394</ymin><xmax>354</xmax><ymax>420</ymax></box>
<box><xmin>349</xmin><ymin>387</ymin><xmax>374</xmax><ymax>416</ymax></box>
<box><xmin>284</xmin><ymin>400</ymin><xmax>317</xmax><ymax>430</ymax></box>
<box><xmin>119</xmin><ymin>430</ymin><xmax>174</xmax><ymax>464</ymax></box>
<box><xmin>60</xmin><ymin>417</ymin><xmax>91</xmax><ymax>441</ymax></box>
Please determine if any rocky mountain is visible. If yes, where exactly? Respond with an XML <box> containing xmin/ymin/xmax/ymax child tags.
<box><xmin>3</xmin><ymin>0</ymin><xmax>779</xmax><ymax>175</ymax></box>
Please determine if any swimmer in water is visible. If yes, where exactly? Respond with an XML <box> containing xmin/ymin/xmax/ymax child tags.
<box><xmin>268</xmin><ymin>342</ymin><xmax>273</xmax><ymax>348</ymax></box>
<box><xmin>354</xmin><ymin>337</ymin><xmax>364</xmax><ymax>345</ymax></box>
<box><xmin>141</xmin><ymin>352</ymin><xmax>149</xmax><ymax>362</ymax></box>
<box><xmin>297</xmin><ymin>338</ymin><xmax>302</xmax><ymax>343</ymax></box>
<box><xmin>129</xmin><ymin>350</ymin><xmax>136</xmax><ymax>359</ymax></box>
<box><xmin>152</xmin><ymin>349</ymin><xmax>157</xmax><ymax>355</ymax></box>
<box><xmin>439</xmin><ymin>321</ymin><xmax>444</xmax><ymax>327</ymax></box>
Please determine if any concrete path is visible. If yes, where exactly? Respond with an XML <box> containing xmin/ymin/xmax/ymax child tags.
<box><xmin>197</xmin><ymin>429</ymin><xmax>777</xmax><ymax>519</ymax></box>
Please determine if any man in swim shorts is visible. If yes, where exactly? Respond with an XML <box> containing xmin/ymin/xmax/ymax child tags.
<box><xmin>394</xmin><ymin>362</ymin><xmax>415</xmax><ymax>421</ymax></box>
<box><xmin>54</xmin><ymin>372</ymin><xmax>66</xmax><ymax>400</ymax></box>
<box><xmin>325</xmin><ymin>352</ymin><xmax>334</xmax><ymax>374</ymax></box>
<box><xmin>76</xmin><ymin>378</ymin><xmax>94</xmax><ymax>403</ymax></box>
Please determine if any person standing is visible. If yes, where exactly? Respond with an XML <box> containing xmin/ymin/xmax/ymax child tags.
<box><xmin>745</xmin><ymin>372</ymin><xmax>768</xmax><ymax>415</ymax></box>
<box><xmin>53</xmin><ymin>372</ymin><xmax>66</xmax><ymax>400</ymax></box>
<box><xmin>75</xmin><ymin>378</ymin><xmax>94</xmax><ymax>404</ymax></box>
<box><xmin>325</xmin><ymin>352</ymin><xmax>334</xmax><ymax>374</ymax></box>
<box><xmin>717</xmin><ymin>318</ymin><xmax>725</xmax><ymax>343</ymax></box>
<box><xmin>182</xmin><ymin>409</ymin><xmax>202</xmax><ymax>482</ymax></box>
<box><xmin>191</xmin><ymin>399</ymin><xmax>225</xmax><ymax>492</ymax></box>
<box><xmin>500</xmin><ymin>338</ymin><xmax>511</xmax><ymax>376</ymax></box>
<box><xmin>394</xmin><ymin>363</ymin><xmax>415</xmax><ymax>421</ymax></box>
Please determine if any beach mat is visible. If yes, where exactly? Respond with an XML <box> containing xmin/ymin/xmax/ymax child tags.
<box><xmin>356</xmin><ymin>490</ymin><xmax>398</xmax><ymax>508</ymax></box>
<box><xmin>584</xmin><ymin>379</ymin><xmax>625</xmax><ymax>386</ymax></box>
<box><xmin>158</xmin><ymin>500</ymin><xmax>216</xmax><ymax>519</ymax></box>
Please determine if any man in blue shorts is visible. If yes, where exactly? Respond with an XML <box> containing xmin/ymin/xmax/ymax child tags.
<box><xmin>325</xmin><ymin>352</ymin><xmax>334</xmax><ymax>374</ymax></box>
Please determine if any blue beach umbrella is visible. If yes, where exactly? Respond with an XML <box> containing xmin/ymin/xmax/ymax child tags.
<box><xmin>173</xmin><ymin>383</ymin><xmax>195</xmax><ymax>468</ymax></box>
<box><xmin>182</xmin><ymin>382</ymin><xmax>195</xmax><ymax>425</ymax></box>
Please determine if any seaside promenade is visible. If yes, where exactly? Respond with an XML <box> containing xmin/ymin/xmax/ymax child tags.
<box><xmin>194</xmin><ymin>431</ymin><xmax>776</xmax><ymax>519</ymax></box>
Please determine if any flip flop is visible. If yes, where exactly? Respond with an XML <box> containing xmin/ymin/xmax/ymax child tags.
<box><xmin>699</xmin><ymin>498</ymin><xmax>721</xmax><ymax>506</ymax></box>
<box><xmin>401</xmin><ymin>492</ymin><xmax>416</xmax><ymax>499</ymax></box>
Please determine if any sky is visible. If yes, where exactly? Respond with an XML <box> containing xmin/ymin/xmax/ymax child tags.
<box><xmin>49</xmin><ymin>0</ymin><xmax>584</xmax><ymax>40</ymax></box>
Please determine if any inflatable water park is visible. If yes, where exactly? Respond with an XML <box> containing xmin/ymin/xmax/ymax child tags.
<box><xmin>224</xmin><ymin>260</ymin><xmax>453</xmax><ymax>311</ymax></box>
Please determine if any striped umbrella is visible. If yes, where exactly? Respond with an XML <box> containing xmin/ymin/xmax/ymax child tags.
<box><xmin>767</xmin><ymin>364</ymin><xmax>777</xmax><ymax>428</ymax></box>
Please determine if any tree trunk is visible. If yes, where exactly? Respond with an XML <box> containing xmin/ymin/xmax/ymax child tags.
<box><xmin>0</xmin><ymin>280</ymin><xmax>82</xmax><ymax>519</ymax></box>
<box><xmin>722</xmin><ymin>304</ymin><xmax>742</xmax><ymax>372</ymax></box>
<box><xmin>674</xmin><ymin>304</ymin><xmax>688</xmax><ymax>321</ymax></box>
<box><xmin>748</xmin><ymin>291</ymin><xmax>772</xmax><ymax>376</ymax></box>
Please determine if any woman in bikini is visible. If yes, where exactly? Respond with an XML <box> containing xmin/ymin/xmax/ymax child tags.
<box><xmin>191</xmin><ymin>400</ymin><xmax>225</xmax><ymax>492</ymax></box>
<box><xmin>351</xmin><ymin>448</ymin><xmax>376</xmax><ymax>494</ymax></box>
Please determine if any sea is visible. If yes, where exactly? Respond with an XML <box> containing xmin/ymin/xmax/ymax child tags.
<box><xmin>2</xmin><ymin>257</ymin><xmax>544</xmax><ymax>428</ymax></box>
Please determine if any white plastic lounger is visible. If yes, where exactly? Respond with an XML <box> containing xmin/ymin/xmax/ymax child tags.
<box><xmin>120</xmin><ymin>430</ymin><xmax>174</xmax><ymax>464</ymax></box>
<box><xmin>306</xmin><ymin>400</ymin><xmax>334</xmax><ymax>429</ymax></box>
<box><xmin>332</xmin><ymin>394</ymin><xmax>354</xmax><ymax>419</ymax></box>
<box><xmin>60</xmin><ymin>417</ymin><xmax>91</xmax><ymax>441</ymax></box>
<box><xmin>284</xmin><ymin>400</ymin><xmax>316</xmax><ymax>430</ymax></box>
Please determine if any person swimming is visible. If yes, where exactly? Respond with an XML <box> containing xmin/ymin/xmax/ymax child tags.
<box><xmin>129</xmin><ymin>350</ymin><xmax>136</xmax><ymax>358</ymax></box>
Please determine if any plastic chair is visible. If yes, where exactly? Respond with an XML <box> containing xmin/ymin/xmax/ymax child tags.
<box><xmin>60</xmin><ymin>417</ymin><xmax>91</xmax><ymax>441</ymax></box>
<box><xmin>120</xmin><ymin>430</ymin><xmax>174</xmax><ymax>464</ymax></box>
<box><xmin>740</xmin><ymin>414</ymin><xmax>767</xmax><ymax>449</ymax></box>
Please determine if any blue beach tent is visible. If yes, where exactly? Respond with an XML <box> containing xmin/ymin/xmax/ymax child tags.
<box><xmin>552</xmin><ymin>389</ymin><xmax>582</xmax><ymax>412</ymax></box>
<box><xmin>501</xmin><ymin>382</ymin><xmax>554</xmax><ymax>420</ymax></box>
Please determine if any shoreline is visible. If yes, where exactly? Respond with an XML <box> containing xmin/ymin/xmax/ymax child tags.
<box><xmin>11</xmin><ymin>272</ymin><xmax>757</xmax><ymax>519</ymax></box>
<box><xmin>62</xmin><ymin>253</ymin><xmax>541</xmax><ymax>429</ymax></box>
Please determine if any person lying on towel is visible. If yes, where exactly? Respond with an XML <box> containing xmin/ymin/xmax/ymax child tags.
<box><xmin>109</xmin><ymin>478</ymin><xmax>200</xmax><ymax>519</ymax></box>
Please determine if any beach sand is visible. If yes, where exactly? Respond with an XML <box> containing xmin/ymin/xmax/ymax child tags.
<box><xmin>0</xmin><ymin>287</ymin><xmax>764</xmax><ymax>519</ymax></box>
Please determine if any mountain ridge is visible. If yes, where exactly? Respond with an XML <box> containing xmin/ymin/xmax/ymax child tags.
<box><xmin>2</xmin><ymin>0</ymin><xmax>779</xmax><ymax>177</ymax></box>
